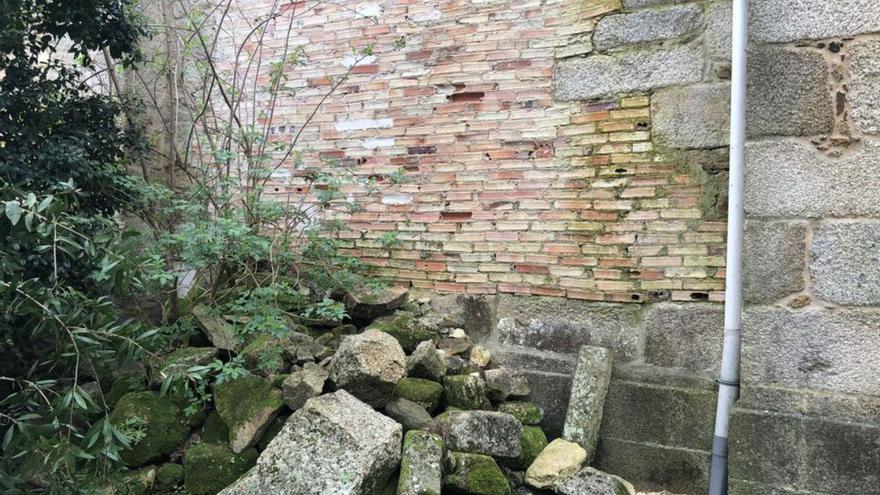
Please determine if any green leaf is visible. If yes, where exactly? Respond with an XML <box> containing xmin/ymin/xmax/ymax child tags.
<box><xmin>3</xmin><ymin>424</ymin><xmax>15</xmax><ymax>450</ymax></box>
<box><xmin>26</xmin><ymin>193</ymin><xmax>37</xmax><ymax>208</ymax></box>
<box><xmin>37</xmin><ymin>194</ymin><xmax>54</xmax><ymax>212</ymax></box>
<box><xmin>4</xmin><ymin>202</ymin><xmax>22</xmax><ymax>225</ymax></box>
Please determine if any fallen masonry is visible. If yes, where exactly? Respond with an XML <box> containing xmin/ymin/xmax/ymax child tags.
<box><xmin>103</xmin><ymin>288</ymin><xmax>683</xmax><ymax>495</ymax></box>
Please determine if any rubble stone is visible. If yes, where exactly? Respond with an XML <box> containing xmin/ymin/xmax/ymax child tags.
<box><xmin>329</xmin><ymin>329</ymin><xmax>406</xmax><ymax>408</ymax></box>
<box><xmin>398</xmin><ymin>430</ymin><xmax>444</xmax><ymax>495</ymax></box>
<box><xmin>281</xmin><ymin>362</ymin><xmax>328</xmax><ymax>410</ymax></box>
<box><xmin>219</xmin><ymin>391</ymin><xmax>401</xmax><ymax>495</ymax></box>
<box><xmin>396</xmin><ymin>377</ymin><xmax>444</xmax><ymax>413</ymax></box>
<box><xmin>444</xmin><ymin>452</ymin><xmax>511</xmax><ymax>495</ymax></box>
<box><xmin>444</xmin><ymin>374</ymin><xmax>491</xmax><ymax>410</ymax></box>
<box><xmin>445</xmin><ymin>411</ymin><xmax>522</xmax><ymax>458</ymax></box>
<box><xmin>563</xmin><ymin>346</ymin><xmax>613</xmax><ymax>462</ymax></box>
<box><xmin>524</xmin><ymin>439</ymin><xmax>587</xmax><ymax>490</ymax></box>
<box><xmin>406</xmin><ymin>340</ymin><xmax>447</xmax><ymax>381</ymax></box>
<box><xmin>214</xmin><ymin>375</ymin><xmax>284</xmax><ymax>453</ymax></box>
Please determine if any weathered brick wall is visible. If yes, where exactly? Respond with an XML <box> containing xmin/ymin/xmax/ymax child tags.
<box><xmin>215</xmin><ymin>0</ymin><xmax>727</xmax><ymax>303</ymax></box>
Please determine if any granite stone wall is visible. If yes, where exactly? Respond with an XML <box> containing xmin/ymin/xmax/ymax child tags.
<box><xmin>551</xmin><ymin>0</ymin><xmax>880</xmax><ymax>493</ymax></box>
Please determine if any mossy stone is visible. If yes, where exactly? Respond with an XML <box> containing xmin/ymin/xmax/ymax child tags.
<box><xmin>214</xmin><ymin>374</ymin><xmax>283</xmax><ymax>453</ymax></box>
<box><xmin>155</xmin><ymin>463</ymin><xmax>184</xmax><ymax>492</ymax></box>
<box><xmin>199</xmin><ymin>411</ymin><xmax>229</xmax><ymax>444</ymax></box>
<box><xmin>109</xmin><ymin>391</ymin><xmax>190</xmax><ymax>467</ymax></box>
<box><xmin>366</xmin><ymin>313</ymin><xmax>434</xmax><ymax>353</ymax></box>
<box><xmin>107</xmin><ymin>465</ymin><xmax>157</xmax><ymax>495</ymax></box>
<box><xmin>183</xmin><ymin>443</ymin><xmax>258</xmax><ymax>495</ymax></box>
<box><xmin>239</xmin><ymin>334</ymin><xmax>287</xmax><ymax>376</ymax></box>
<box><xmin>150</xmin><ymin>347</ymin><xmax>218</xmax><ymax>386</ymax></box>
<box><xmin>498</xmin><ymin>402</ymin><xmax>543</xmax><ymax>425</ymax></box>
<box><xmin>106</xmin><ymin>374</ymin><xmax>146</xmax><ymax>409</ymax></box>
<box><xmin>395</xmin><ymin>378</ymin><xmax>444</xmax><ymax>413</ymax></box>
<box><xmin>443</xmin><ymin>374</ymin><xmax>491</xmax><ymax>410</ymax></box>
<box><xmin>514</xmin><ymin>426</ymin><xmax>548</xmax><ymax>469</ymax></box>
<box><xmin>443</xmin><ymin>451</ymin><xmax>511</xmax><ymax>495</ymax></box>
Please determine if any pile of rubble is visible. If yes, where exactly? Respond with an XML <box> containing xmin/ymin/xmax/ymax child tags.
<box><xmin>101</xmin><ymin>286</ymin><xmax>678</xmax><ymax>495</ymax></box>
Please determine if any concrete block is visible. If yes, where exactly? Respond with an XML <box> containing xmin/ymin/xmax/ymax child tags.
<box><xmin>803</xmin><ymin>417</ymin><xmax>880</xmax><ymax>493</ymax></box>
<box><xmin>495</xmin><ymin>296</ymin><xmax>643</xmax><ymax>362</ymax></box>
<box><xmin>750</xmin><ymin>0</ymin><xmax>880</xmax><ymax>43</ymax></box>
<box><xmin>729</xmin><ymin>479</ymin><xmax>824</xmax><ymax>495</ymax></box>
<box><xmin>848</xmin><ymin>39</ymin><xmax>880</xmax><ymax>136</ymax></box>
<box><xmin>562</xmin><ymin>346</ymin><xmax>613</xmax><ymax>461</ymax></box>
<box><xmin>705</xmin><ymin>1</ymin><xmax>732</xmax><ymax>60</ymax></box>
<box><xmin>593</xmin><ymin>4</ymin><xmax>703</xmax><ymax>51</ymax></box>
<box><xmin>742</xmin><ymin>307</ymin><xmax>880</xmax><ymax>396</ymax></box>
<box><xmin>811</xmin><ymin>222</ymin><xmax>880</xmax><ymax>306</ymax></box>
<box><xmin>595</xmin><ymin>437</ymin><xmax>709</xmax><ymax>494</ymax></box>
<box><xmin>554</xmin><ymin>44</ymin><xmax>703</xmax><ymax>101</ymax></box>
<box><xmin>743</xmin><ymin>221</ymin><xmax>807</xmax><ymax>303</ymax></box>
<box><xmin>599</xmin><ymin>372</ymin><xmax>716</xmax><ymax>450</ymax></box>
<box><xmin>643</xmin><ymin>303</ymin><xmax>724</xmax><ymax>372</ymax></box>
<box><xmin>729</xmin><ymin>409</ymin><xmax>802</xmax><ymax>487</ymax></box>
<box><xmin>746</xmin><ymin>47</ymin><xmax>833</xmax><ymax>137</ymax></box>
<box><xmin>745</xmin><ymin>139</ymin><xmax>880</xmax><ymax>218</ymax></box>
<box><xmin>730</xmin><ymin>389</ymin><xmax>880</xmax><ymax>493</ymax></box>
<box><xmin>515</xmin><ymin>370</ymin><xmax>572</xmax><ymax>437</ymax></box>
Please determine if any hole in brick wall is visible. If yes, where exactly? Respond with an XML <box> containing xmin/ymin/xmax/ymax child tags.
<box><xmin>636</xmin><ymin>121</ymin><xmax>649</xmax><ymax>129</ymax></box>
<box><xmin>296</xmin><ymin>187</ymin><xmax>304</xmax><ymax>192</ymax></box>
<box><xmin>631</xmin><ymin>294</ymin><xmax>641</xmax><ymax>301</ymax></box>
<box><xmin>615</xmin><ymin>168</ymin><xmax>628</xmax><ymax>173</ymax></box>
<box><xmin>441</xmin><ymin>211</ymin><xmax>472</xmax><ymax>221</ymax></box>
<box><xmin>274</xmin><ymin>188</ymin><xmax>279</xmax><ymax>192</ymax></box>
<box><xmin>690</xmin><ymin>292</ymin><xmax>709</xmax><ymax>301</ymax></box>
<box><xmin>648</xmin><ymin>290</ymin><xmax>670</xmax><ymax>301</ymax></box>
<box><xmin>630</xmin><ymin>270</ymin><xmax>641</xmax><ymax>276</ymax></box>
<box><xmin>448</xmin><ymin>92</ymin><xmax>485</xmax><ymax>102</ymax></box>
<box><xmin>484</xmin><ymin>153</ymin><xmax>491</xmax><ymax>160</ymax></box>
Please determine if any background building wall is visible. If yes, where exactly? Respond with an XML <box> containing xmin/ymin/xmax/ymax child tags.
<box><xmin>202</xmin><ymin>0</ymin><xmax>880</xmax><ymax>493</ymax></box>
<box><xmin>218</xmin><ymin>0</ymin><xmax>729</xmax><ymax>302</ymax></box>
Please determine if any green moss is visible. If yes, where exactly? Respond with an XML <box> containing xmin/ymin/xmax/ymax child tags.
<box><xmin>106</xmin><ymin>374</ymin><xmax>146</xmax><ymax>408</ymax></box>
<box><xmin>514</xmin><ymin>426</ymin><xmax>548</xmax><ymax>469</ymax></box>
<box><xmin>155</xmin><ymin>463</ymin><xmax>184</xmax><ymax>492</ymax></box>
<box><xmin>151</xmin><ymin>347</ymin><xmax>218</xmax><ymax>385</ymax></box>
<box><xmin>443</xmin><ymin>375</ymin><xmax>490</xmax><ymax>410</ymax></box>
<box><xmin>443</xmin><ymin>452</ymin><xmax>511</xmax><ymax>495</ymax></box>
<box><xmin>239</xmin><ymin>335</ymin><xmax>286</xmax><ymax>376</ymax></box>
<box><xmin>395</xmin><ymin>378</ymin><xmax>444</xmax><ymax>413</ymax></box>
<box><xmin>108</xmin><ymin>391</ymin><xmax>190</xmax><ymax>467</ymax></box>
<box><xmin>200</xmin><ymin>411</ymin><xmax>229</xmax><ymax>444</ymax></box>
<box><xmin>213</xmin><ymin>374</ymin><xmax>283</xmax><ymax>451</ymax></box>
<box><xmin>184</xmin><ymin>443</ymin><xmax>258</xmax><ymax>495</ymax></box>
<box><xmin>271</xmin><ymin>373</ymin><xmax>290</xmax><ymax>388</ymax></box>
<box><xmin>98</xmin><ymin>465</ymin><xmax>157</xmax><ymax>495</ymax></box>
<box><xmin>366</xmin><ymin>313</ymin><xmax>434</xmax><ymax>353</ymax></box>
<box><xmin>498</xmin><ymin>402</ymin><xmax>543</xmax><ymax>425</ymax></box>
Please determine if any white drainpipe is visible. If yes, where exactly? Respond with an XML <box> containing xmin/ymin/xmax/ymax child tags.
<box><xmin>708</xmin><ymin>0</ymin><xmax>749</xmax><ymax>494</ymax></box>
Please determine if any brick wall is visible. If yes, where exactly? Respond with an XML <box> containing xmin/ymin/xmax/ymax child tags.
<box><xmin>216</xmin><ymin>0</ymin><xmax>727</xmax><ymax>303</ymax></box>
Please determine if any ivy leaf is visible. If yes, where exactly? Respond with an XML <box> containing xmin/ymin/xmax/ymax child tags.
<box><xmin>5</xmin><ymin>201</ymin><xmax>22</xmax><ymax>225</ymax></box>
